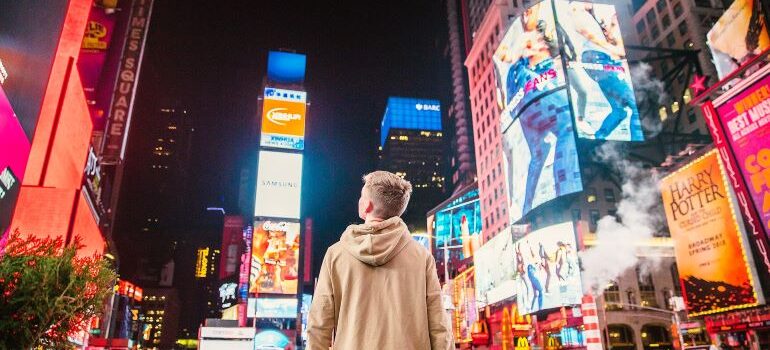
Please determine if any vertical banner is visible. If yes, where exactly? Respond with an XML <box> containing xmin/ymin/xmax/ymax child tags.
<box><xmin>102</xmin><ymin>0</ymin><xmax>153</xmax><ymax>162</ymax></box>
<box><xmin>660</xmin><ymin>150</ymin><xmax>763</xmax><ymax>316</ymax></box>
<box><xmin>220</xmin><ymin>216</ymin><xmax>244</xmax><ymax>280</ymax></box>
<box><xmin>78</xmin><ymin>3</ymin><xmax>118</xmax><ymax>129</ymax></box>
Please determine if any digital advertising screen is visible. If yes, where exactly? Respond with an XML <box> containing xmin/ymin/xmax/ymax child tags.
<box><xmin>260</xmin><ymin>87</ymin><xmax>307</xmax><ymax>151</ymax></box>
<box><xmin>493</xmin><ymin>0</ymin><xmax>564</xmax><ymax>124</ymax></box>
<box><xmin>555</xmin><ymin>0</ymin><xmax>643</xmax><ymax>141</ymax></box>
<box><xmin>254</xmin><ymin>151</ymin><xmax>303</xmax><ymax>219</ymax></box>
<box><xmin>249</xmin><ymin>221</ymin><xmax>300</xmax><ymax>295</ymax></box>
<box><xmin>707</xmin><ymin>0</ymin><xmax>769</xmax><ymax>80</ymax></box>
<box><xmin>254</xmin><ymin>329</ymin><xmax>292</xmax><ymax>350</ymax></box>
<box><xmin>433</xmin><ymin>188</ymin><xmax>481</xmax><ymax>259</ymax></box>
<box><xmin>714</xmin><ymin>70</ymin><xmax>770</xmax><ymax>241</ymax></box>
<box><xmin>501</xmin><ymin>90</ymin><xmax>582</xmax><ymax>223</ymax></box>
<box><xmin>474</xmin><ymin>227</ymin><xmax>516</xmax><ymax>307</ymax></box>
<box><xmin>267</xmin><ymin>51</ymin><xmax>307</xmax><ymax>84</ymax></box>
<box><xmin>514</xmin><ymin>222</ymin><xmax>581</xmax><ymax>315</ymax></box>
<box><xmin>253</xmin><ymin>298</ymin><xmax>298</xmax><ymax>319</ymax></box>
<box><xmin>660</xmin><ymin>150</ymin><xmax>762</xmax><ymax>316</ymax></box>
<box><xmin>219</xmin><ymin>282</ymin><xmax>238</xmax><ymax>309</ymax></box>
<box><xmin>0</xmin><ymin>85</ymin><xmax>30</xmax><ymax>236</ymax></box>
<box><xmin>0</xmin><ymin>1</ymin><xmax>69</xmax><ymax>139</ymax></box>
<box><xmin>452</xmin><ymin>267</ymin><xmax>477</xmax><ymax>343</ymax></box>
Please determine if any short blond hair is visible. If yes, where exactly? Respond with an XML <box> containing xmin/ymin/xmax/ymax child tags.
<box><xmin>362</xmin><ymin>171</ymin><xmax>413</xmax><ymax>218</ymax></box>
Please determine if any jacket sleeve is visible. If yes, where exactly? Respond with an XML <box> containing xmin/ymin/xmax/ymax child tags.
<box><xmin>307</xmin><ymin>249</ymin><xmax>335</xmax><ymax>350</ymax></box>
<box><xmin>426</xmin><ymin>255</ymin><xmax>453</xmax><ymax>350</ymax></box>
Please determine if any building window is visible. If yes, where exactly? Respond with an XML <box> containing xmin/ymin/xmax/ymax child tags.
<box><xmin>636</xmin><ymin>20</ymin><xmax>646</xmax><ymax>34</ymax></box>
<box><xmin>650</xmin><ymin>25</ymin><xmax>660</xmax><ymax>39</ymax></box>
<box><xmin>604</xmin><ymin>188</ymin><xmax>616</xmax><ymax>202</ymax></box>
<box><xmin>589</xmin><ymin>209</ymin><xmax>601</xmax><ymax>232</ymax></box>
<box><xmin>678</xmin><ymin>21</ymin><xmax>688</xmax><ymax>35</ymax></box>
<box><xmin>659</xmin><ymin>106</ymin><xmax>668</xmax><ymax>121</ymax></box>
<box><xmin>666</xmin><ymin>32</ymin><xmax>676</xmax><ymax>47</ymax></box>
<box><xmin>637</xmin><ymin>266</ymin><xmax>659</xmax><ymax>308</ymax></box>
<box><xmin>604</xmin><ymin>281</ymin><xmax>622</xmax><ymax>311</ymax></box>
<box><xmin>661</xmin><ymin>14</ymin><xmax>671</xmax><ymax>28</ymax></box>
<box><xmin>608</xmin><ymin>324</ymin><xmax>636</xmax><ymax>347</ymax></box>
<box><xmin>646</xmin><ymin>9</ymin><xmax>657</xmax><ymax>25</ymax></box>
<box><xmin>673</xmin><ymin>3</ymin><xmax>683</xmax><ymax>17</ymax></box>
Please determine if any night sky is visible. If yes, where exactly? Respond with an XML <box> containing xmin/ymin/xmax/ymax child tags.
<box><xmin>120</xmin><ymin>0</ymin><xmax>451</xmax><ymax>277</ymax></box>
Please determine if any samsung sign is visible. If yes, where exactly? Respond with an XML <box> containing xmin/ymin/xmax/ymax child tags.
<box><xmin>254</xmin><ymin>151</ymin><xmax>303</xmax><ymax>219</ymax></box>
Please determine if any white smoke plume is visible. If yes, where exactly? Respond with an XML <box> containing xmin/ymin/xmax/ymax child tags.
<box><xmin>631</xmin><ymin>62</ymin><xmax>668</xmax><ymax>138</ymax></box>
<box><xmin>580</xmin><ymin>143</ymin><xmax>667</xmax><ymax>293</ymax></box>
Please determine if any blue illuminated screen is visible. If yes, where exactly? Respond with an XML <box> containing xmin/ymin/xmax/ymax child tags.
<box><xmin>267</xmin><ymin>51</ymin><xmax>307</xmax><ymax>84</ymax></box>
<box><xmin>433</xmin><ymin>189</ymin><xmax>481</xmax><ymax>261</ymax></box>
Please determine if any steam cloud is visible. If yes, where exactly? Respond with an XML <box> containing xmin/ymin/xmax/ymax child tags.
<box><xmin>631</xmin><ymin>62</ymin><xmax>668</xmax><ymax>138</ymax></box>
<box><xmin>579</xmin><ymin>143</ymin><xmax>667</xmax><ymax>293</ymax></box>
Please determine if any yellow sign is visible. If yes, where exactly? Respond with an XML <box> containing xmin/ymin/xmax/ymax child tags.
<box><xmin>195</xmin><ymin>248</ymin><xmax>209</xmax><ymax>278</ymax></box>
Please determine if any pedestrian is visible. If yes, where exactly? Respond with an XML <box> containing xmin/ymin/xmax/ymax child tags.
<box><xmin>307</xmin><ymin>171</ymin><xmax>453</xmax><ymax>350</ymax></box>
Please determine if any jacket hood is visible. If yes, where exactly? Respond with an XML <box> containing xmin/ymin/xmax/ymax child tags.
<box><xmin>340</xmin><ymin>217</ymin><xmax>411</xmax><ymax>266</ymax></box>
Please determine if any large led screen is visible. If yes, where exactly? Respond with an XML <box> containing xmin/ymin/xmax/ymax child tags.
<box><xmin>253</xmin><ymin>298</ymin><xmax>298</xmax><ymax>319</ymax></box>
<box><xmin>249</xmin><ymin>221</ymin><xmax>300</xmax><ymax>295</ymax></box>
<box><xmin>474</xmin><ymin>227</ymin><xmax>515</xmax><ymax>307</ymax></box>
<box><xmin>254</xmin><ymin>151</ymin><xmax>303</xmax><ymax>219</ymax></box>
<box><xmin>495</xmin><ymin>1</ymin><xmax>583</xmax><ymax>223</ymax></box>
<box><xmin>514</xmin><ymin>222</ymin><xmax>581</xmax><ymax>315</ymax></box>
<box><xmin>0</xmin><ymin>1</ymin><xmax>69</xmax><ymax>139</ymax></box>
<box><xmin>707</xmin><ymin>0</ymin><xmax>769</xmax><ymax>80</ymax></box>
<box><xmin>501</xmin><ymin>91</ymin><xmax>582</xmax><ymax>223</ymax></box>
<box><xmin>660</xmin><ymin>150</ymin><xmax>762</xmax><ymax>316</ymax></box>
<box><xmin>715</xmin><ymin>71</ymin><xmax>770</xmax><ymax>240</ymax></box>
<box><xmin>433</xmin><ymin>188</ymin><xmax>481</xmax><ymax>259</ymax></box>
<box><xmin>0</xmin><ymin>85</ymin><xmax>30</xmax><ymax>236</ymax></box>
<box><xmin>267</xmin><ymin>51</ymin><xmax>307</xmax><ymax>84</ymax></box>
<box><xmin>260</xmin><ymin>87</ymin><xmax>307</xmax><ymax>151</ymax></box>
<box><xmin>555</xmin><ymin>1</ymin><xmax>643</xmax><ymax>141</ymax></box>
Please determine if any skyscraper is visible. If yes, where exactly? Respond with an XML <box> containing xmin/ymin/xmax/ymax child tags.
<box><xmin>378</xmin><ymin>97</ymin><xmax>446</xmax><ymax>231</ymax></box>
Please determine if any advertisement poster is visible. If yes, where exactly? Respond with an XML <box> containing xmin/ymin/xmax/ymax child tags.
<box><xmin>555</xmin><ymin>0</ymin><xmax>643</xmax><ymax>141</ymax></box>
<box><xmin>502</xmin><ymin>91</ymin><xmax>582</xmax><ymax>223</ymax></box>
<box><xmin>707</xmin><ymin>0</ymin><xmax>769</xmax><ymax>80</ymax></box>
<box><xmin>514</xmin><ymin>222</ymin><xmax>581</xmax><ymax>315</ymax></box>
<box><xmin>253</xmin><ymin>298</ymin><xmax>298</xmax><ymax>318</ymax></box>
<box><xmin>0</xmin><ymin>86</ymin><xmax>30</xmax><ymax>237</ymax></box>
<box><xmin>249</xmin><ymin>221</ymin><xmax>300</xmax><ymax>295</ymax></box>
<box><xmin>452</xmin><ymin>267</ymin><xmax>477</xmax><ymax>343</ymax></box>
<box><xmin>474</xmin><ymin>227</ymin><xmax>516</xmax><ymax>307</ymax></box>
<box><xmin>77</xmin><ymin>3</ymin><xmax>118</xmax><ymax>130</ymax></box>
<box><xmin>660</xmin><ymin>150</ymin><xmax>762</xmax><ymax>316</ymax></box>
<box><xmin>433</xmin><ymin>188</ymin><xmax>481</xmax><ymax>259</ymax></box>
<box><xmin>220</xmin><ymin>216</ymin><xmax>244</xmax><ymax>280</ymax></box>
<box><xmin>254</xmin><ymin>151</ymin><xmax>303</xmax><ymax>219</ymax></box>
<box><xmin>715</xmin><ymin>72</ymin><xmax>770</xmax><ymax>238</ymax></box>
<box><xmin>495</xmin><ymin>1</ymin><xmax>583</xmax><ymax>223</ymax></box>
<box><xmin>260</xmin><ymin>87</ymin><xmax>307</xmax><ymax>151</ymax></box>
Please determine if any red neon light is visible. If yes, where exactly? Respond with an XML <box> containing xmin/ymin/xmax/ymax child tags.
<box><xmin>73</xmin><ymin>191</ymin><xmax>104</xmax><ymax>258</ymax></box>
<box><xmin>10</xmin><ymin>187</ymin><xmax>77</xmax><ymax>241</ymax></box>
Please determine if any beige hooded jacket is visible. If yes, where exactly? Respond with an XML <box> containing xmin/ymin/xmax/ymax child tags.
<box><xmin>307</xmin><ymin>217</ymin><xmax>452</xmax><ymax>350</ymax></box>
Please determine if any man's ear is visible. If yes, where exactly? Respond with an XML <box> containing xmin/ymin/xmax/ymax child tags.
<box><xmin>366</xmin><ymin>200</ymin><xmax>375</xmax><ymax>215</ymax></box>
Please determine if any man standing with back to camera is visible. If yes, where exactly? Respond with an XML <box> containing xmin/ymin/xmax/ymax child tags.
<box><xmin>307</xmin><ymin>171</ymin><xmax>452</xmax><ymax>350</ymax></box>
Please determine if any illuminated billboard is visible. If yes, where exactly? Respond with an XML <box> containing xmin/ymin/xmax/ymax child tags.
<box><xmin>501</xmin><ymin>93</ymin><xmax>582</xmax><ymax>223</ymax></box>
<box><xmin>195</xmin><ymin>247</ymin><xmax>210</xmax><ymax>278</ymax></box>
<box><xmin>707</xmin><ymin>0</ymin><xmax>769</xmax><ymax>80</ymax></box>
<box><xmin>219</xmin><ymin>282</ymin><xmax>238</xmax><ymax>309</ymax></box>
<box><xmin>260</xmin><ymin>87</ymin><xmax>307</xmax><ymax>150</ymax></box>
<box><xmin>251</xmin><ymin>298</ymin><xmax>298</xmax><ymax>318</ymax></box>
<box><xmin>432</xmin><ymin>188</ymin><xmax>481</xmax><ymax>259</ymax></box>
<box><xmin>494</xmin><ymin>1</ymin><xmax>582</xmax><ymax>223</ymax></box>
<box><xmin>514</xmin><ymin>222</ymin><xmax>581</xmax><ymax>315</ymax></box>
<box><xmin>452</xmin><ymin>267</ymin><xmax>477</xmax><ymax>343</ymax></box>
<box><xmin>380</xmin><ymin>97</ymin><xmax>441</xmax><ymax>147</ymax></box>
<box><xmin>254</xmin><ymin>151</ymin><xmax>303</xmax><ymax>219</ymax></box>
<box><xmin>267</xmin><ymin>51</ymin><xmax>307</xmax><ymax>84</ymax></box>
<box><xmin>249</xmin><ymin>221</ymin><xmax>300</xmax><ymax>295</ymax></box>
<box><xmin>474</xmin><ymin>227</ymin><xmax>515</xmax><ymax>307</ymax></box>
<box><xmin>713</xmin><ymin>69</ymin><xmax>770</xmax><ymax>241</ymax></box>
<box><xmin>660</xmin><ymin>150</ymin><xmax>763</xmax><ymax>316</ymax></box>
<box><xmin>555</xmin><ymin>1</ymin><xmax>643</xmax><ymax>141</ymax></box>
<box><xmin>0</xmin><ymin>86</ymin><xmax>30</xmax><ymax>236</ymax></box>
